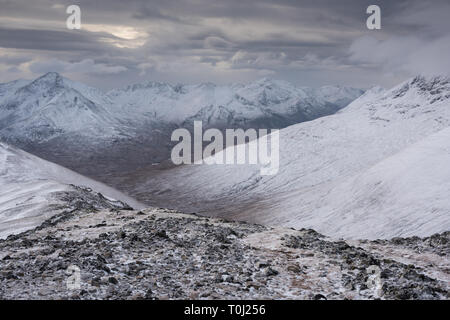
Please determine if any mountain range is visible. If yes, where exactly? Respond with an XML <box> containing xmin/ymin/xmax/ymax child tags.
<box><xmin>0</xmin><ymin>72</ymin><xmax>363</xmax><ymax>180</ymax></box>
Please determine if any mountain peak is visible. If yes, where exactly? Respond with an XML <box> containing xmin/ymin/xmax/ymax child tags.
<box><xmin>36</xmin><ymin>72</ymin><xmax>64</xmax><ymax>84</ymax></box>
<box><xmin>252</xmin><ymin>77</ymin><xmax>284</xmax><ymax>86</ymax></box>
<box><xmin>22</xmin><ymin>72</ymin><xmax>65</xmax><ymax>93</ymax></box>
<box><xmin>41</xmin><ymin>71</ymin><xmax>62</xmax><ymax>78</ymax></box>
<box><xmin>256</xmin><ymin>77</ymin><xmax>273</xmax><ymax>83</ymax></box>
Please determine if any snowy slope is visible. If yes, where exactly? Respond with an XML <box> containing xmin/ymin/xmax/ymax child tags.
<box><xmin>307</xmin><ymin>127</ymin><xmax>450</xmax><ymax>238</ymax></box>
<box><xmin>0</xmin><ymin>142</ymin><xmax>144</xmax><ymax>239</ymax></box>
<box><xmin>136</xmin><ymin>75</ymin><xmax>450</xmax><ymax>239</ymax></box>
<box><xmin>0</xmin><ymin>79</ymin><xmax>30</xmax><ymax>101</ymax></box>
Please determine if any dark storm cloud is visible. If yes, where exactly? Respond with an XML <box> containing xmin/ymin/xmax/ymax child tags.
<box><xmin>0</xmin><ymin>28</ymin><xmax>107</xmax><ymax>52</ymax></box>
<box><xmin>132</xmin><ymin>5</ymin><xmax>190</xmax><ymax>24</ymax></box>
<box><xmin>0</xmin><ymin>0</ymin><xmax>448</xmax><ymax>89</ymax></box>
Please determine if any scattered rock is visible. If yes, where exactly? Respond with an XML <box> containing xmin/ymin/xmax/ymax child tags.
<box><xmin>0</xmin><ymin>207</ymin><xmax>447</xmax><ymax>300</ymax></box>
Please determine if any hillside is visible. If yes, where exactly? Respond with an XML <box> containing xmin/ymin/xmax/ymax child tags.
<box><xmin>0</xmin><ymin>142</ymin><xmax>143</xmax><ymax>239</ymax></box>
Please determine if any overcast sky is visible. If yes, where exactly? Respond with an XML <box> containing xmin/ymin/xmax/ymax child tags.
<box><xmin>0</xmin><ymin>0</ymin><xmax>449</xmax><ymax>90</ymax></box>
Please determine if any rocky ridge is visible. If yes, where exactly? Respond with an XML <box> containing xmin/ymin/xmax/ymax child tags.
<box><xmin>0</xmin><ymin>194</ymin><xmax>448</xmax><ymax>300</ymax></box>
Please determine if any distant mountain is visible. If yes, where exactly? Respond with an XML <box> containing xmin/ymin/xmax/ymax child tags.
<box><xmin>0</xmin><ymin>72</ymin><xmax>363</xmax><ymax>181</ymax></box>
<box><xmin>0</xmin><ymin>72</ymin><xmax>118</xmax><ymax>143</ymax></box>
<box><xmin>132</xmin><ymin>75</ymin><xmax>450</xmax><ymax>239</ymax></box>
<box><xmin>107</xmin><ymin>77</ymin><xmax>364</xmax><ymax>129</ymax></box>
<box><xmin>1</xmin><ymin>202</ymin><xmax>448</xmax><ymax>299</ymax></box>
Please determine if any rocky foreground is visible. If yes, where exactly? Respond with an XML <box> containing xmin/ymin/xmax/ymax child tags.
<box><xmin>0</xmin><ymin>188</ymin><xmax>448</xmax><ymax>300</ymax></box>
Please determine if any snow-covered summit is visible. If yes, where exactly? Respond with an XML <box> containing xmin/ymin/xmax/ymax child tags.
<box><xmin>0</xmin><ymin>73</ymin><xmax>118</xmax><ymax>142</ymax></box>
<box><xmin>17</xmin><ymin>72</ymin><xmax>64</xmax><ymax>94</ymax></box>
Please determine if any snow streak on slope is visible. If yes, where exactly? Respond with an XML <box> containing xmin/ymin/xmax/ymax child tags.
<box><xmin>136</xmin><ymin>76</ymin><xmax>450</xmax><ymax>239</ymax></box>
<box><xmin>0</xmin><ymin>142</ymin><xmax>144</xmax><ymax>239</ymax></box>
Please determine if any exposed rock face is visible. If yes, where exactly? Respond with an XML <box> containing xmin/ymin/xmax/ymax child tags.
<box><xmin>0</xmin><ymin>200</ymin><xmax>448</xmax><ymax>300</ymax></box>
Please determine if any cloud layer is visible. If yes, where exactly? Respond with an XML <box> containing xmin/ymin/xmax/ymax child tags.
<box><xmin>0</xmin><ymin>0</ymin><xmax>448</xmax><ymax>89</ymax></box>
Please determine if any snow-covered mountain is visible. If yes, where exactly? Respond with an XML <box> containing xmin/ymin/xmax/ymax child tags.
<box><xmin>133</xmin><ymin>75</ymin><xmax>450</xmax><ymax>239</ymax></box>
<box><xmin>0</xmin><ymin>72</ymin><xmax>119</xmax><ymax>143</ymax></box>
<box><xmin>0</xmin><ymin>73</ymin><xmax>363</xmax><ymax>142</ymax></box>
<box><xmin>0</xmin><ymin>142</ymin><xmax>143</xmax><ymax>239</ymax></box>
<box><xmin>0</xmin><ymin>72</ymin><xmax>363</xmax><ymax>181</ymax></box>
